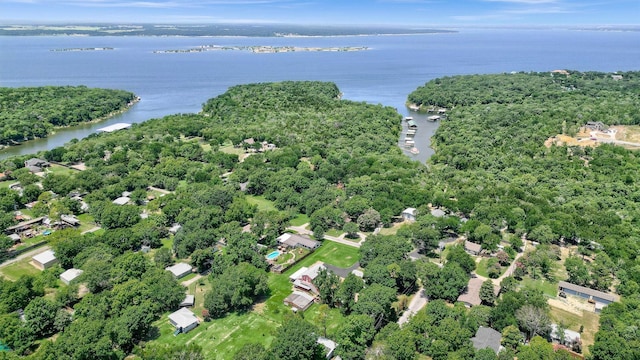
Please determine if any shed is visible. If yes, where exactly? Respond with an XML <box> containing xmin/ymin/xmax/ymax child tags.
<box><xmin>60</xmin><ymin>268</ymin><xmax>84</xmax><ymax>285</ymax></box>
<box><xmin>168</xmin><ymin>307</ymin><xmax>199</xmax><ymax>334</ymax></box>
<box><xmin>402</xmin><ymin>208</ymin><xmax>417</xmax><ymax>222</ymax></box>
<box><xmin>165</xmin><ymin>262</ymin><xmax>193</xmax><ymax>279</ymax></box>
<box><xmin>471</xmin><ymin>326</ymin><xmax>503</xmax><ymax>354</ymax></box>
<box><xmin>180</xmin><ymin>294</ymin><xmax>195</xmax><ymax>307</ymax></box>
<box><xmin>284</xmin><ymin>291</ymin><xmax>315</xmax><ymax>312</ymax></box>
<box><xmin>32</xmin><ymin>250</ymin><xmax>58</xmax><ymax>270</ymax></box>
<box><xmin>8</xmin><ymin>233</ymin><xmax>21</xmax><ymax>243</ymax></box>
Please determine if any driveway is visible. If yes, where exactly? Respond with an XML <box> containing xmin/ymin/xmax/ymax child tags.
<box><xmin>398</xmin><ymin>287</ymin><xmax>428</xmax><ymax>326</ymax></box>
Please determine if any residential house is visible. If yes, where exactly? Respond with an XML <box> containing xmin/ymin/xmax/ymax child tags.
<box><xmin>60</xmin><ymin>214</ymin><xmax>80</xmax><ymax>227</ymax></box>
<box><xmin>112</xmin><ymin>196</ymin><xmax>130</xmax><ymax>205</ymax></box>
<box><xmin>32</xmin><ymin>250</ymin><xmax>58</xmax><ymax>270</ymax></box>
<box><xmin>457</xmin><ymin>277</ymin><xmax>500</xmax><ymax>307</ymax></box>
<box><xmin>168</xmin><ymin>307</ymin><xmax>199</xmax><ymax>334</ymax></box>
<box><xmin>401</xmin><ymin>208</ymin><xmax>417</xmax><ymax>222</ymax></box>
<box><xmin>550</xmin><ymin>323</ymin><xmax>581</xmax><ymax>346</ymax></box>
<box><xmin>471</xmin><ymin>326</ymin><xmax>503</xmax><ymax>354</ymax></box>
<box><xmin>290</xmin><ymin>262</ymin><xmax>326</xmax><ymax>295</ymax></box>
<box><xmin>277</xmin><ymin>233</ymin><xmax>320</xmax><ymax>250</ymax></box>
<box><xmin>585</xmin><ymin>121</ymin><xmax>607</xmax><ymax>131</ymax></box>
<box><xmin>283</xmin><ymin>291</ymin><xmax>315</xmax><ymax>312</ymax></box>
<box><xmin>60</xmin><ymin>268</ymin><xmax>83</xmax><ymax>285</ymax></box>
<box><xmin>464</xmin><ymin>240</ymin><xmax>482</xmax><ymax>256</ymax></box>
<box><xmin>165</xmin><ymin>262</ymin><xmax>193</xmax><ymax>279</ymax></box>
<box><xmin>24</xmin><ymin>158</ymin><xmax>50</xmax><ymax>173</ymax></box>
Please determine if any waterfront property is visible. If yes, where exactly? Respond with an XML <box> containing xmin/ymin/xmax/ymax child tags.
<box><xmin>96</xmin><ymin>123</ymin><xmax>132</xmax><ymax>133</ymax></box>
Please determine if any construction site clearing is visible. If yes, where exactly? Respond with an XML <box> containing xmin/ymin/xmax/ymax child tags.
<box><xmin>545</xmin><ymin>124</ymin><xmax>640</xmax><ymax>150</ymax></box>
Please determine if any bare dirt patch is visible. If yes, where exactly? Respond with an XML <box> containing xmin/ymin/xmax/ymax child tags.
<box><xmin>251</xmin><ymin>301</ymin><xmax>266</xmax><ymax>315</ymax></box>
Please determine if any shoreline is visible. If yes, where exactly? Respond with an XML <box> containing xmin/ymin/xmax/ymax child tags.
<box><xmin>0</xmin><ymin>96</ymin><xmax>139</xmax><ymax>152</ymax></box>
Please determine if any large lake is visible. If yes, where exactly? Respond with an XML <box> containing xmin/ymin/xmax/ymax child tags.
<box><xmin>1</xmin><ymin>29</ymin><xmax>639</xmax><ymax>161</ymax></box>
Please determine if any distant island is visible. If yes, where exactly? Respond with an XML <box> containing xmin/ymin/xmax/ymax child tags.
<box><xmin>51</xmin><ymin>47</ymin><xmax>114</xmax><ymax>52</ymax></box>
<box><xmin>154</xmin><ymin>45</ymin><xmax>369</xmax><ymax>54</ymax></box>
<box><xmin>0</xmin><ymin>23</ymin><xmax>456</xmax><ymax>37</ymax></box>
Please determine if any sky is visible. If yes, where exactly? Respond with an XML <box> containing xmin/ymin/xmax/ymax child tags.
<box><xmin>0</xmin><ymin>0</ymin><xmax>638</xmax><ymax>26</ymax></box>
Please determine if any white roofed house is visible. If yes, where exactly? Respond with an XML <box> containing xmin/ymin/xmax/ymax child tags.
<box><xmin>401</xmin><ymin>208</ymin><xmax>417</xmax><ymax>222</ymax></box>
<box><xmin>277</xmin><ymin>233</ymin><xmax>320</xmax><ymax>250</ymax></box>
<box><xmin>60</xmin><ymin>268</ymin><xmax>84</xmax><ymax>285</ymax></box>
<box><xmin>32</xmin><ymin>250</ymin><xmax>58</xmax><ymax>270</ymax></box>
<box><xmin>168</xmin><ymin>307</ymin><xmax>199</xmax><ymax>334</ymax></box>
<box><xmin>165</xmin><ymin>262</ymin><xmax>193</xmax><ymax>279</ymax></box>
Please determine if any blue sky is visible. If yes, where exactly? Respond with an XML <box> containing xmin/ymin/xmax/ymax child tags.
<box><xmin>0</xmin><ymin>0</ymin><xmax>638</xmax><ymax>26</ymax></box>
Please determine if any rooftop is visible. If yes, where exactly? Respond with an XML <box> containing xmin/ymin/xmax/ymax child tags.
<box><xmin>168</xmin><ymin>307</ymin><xmax>199</xmax><ymax>329</ymax></box>
<box><xmin>60</xmin><ymin>268</ymin><xmax>84</xmax><ymax>283</ymax></box>
<box><xmin>165</xmin><ymin>262</ymin><xmax>193</xmax><ymax>278</ymax></box>
<box><xmin>97</xmin><ymin>123</ymin><xmax>132</xmax><ymax>133</ymax></box>
<box><xmin>558</xmin><ymin>281</ymin><xmax>619</xmax><ymax>303</ymax></box>
<box><xmin>277</xmin><ymin>233</ymin><xmax>320</xmax><ymax>249</ymax></box>
<box><xmin>32</xmin><ymin>250</ymin><xmax>56</xmax><ymax>264</ymax></box>
<box><xmin>471</xmin><ymin>326</ymin><xmax>502</xmax><ymax>354</ymax></box>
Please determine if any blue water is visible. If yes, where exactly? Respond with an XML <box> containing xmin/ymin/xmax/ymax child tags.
<box><xmin>266</xmin><ymin>250</ymin><xmax>281</xmax><ymax>260</ymax></box>
<box><xmin>0</xmin><ymin>29</ymin><xmax>639</xmax><ymax>161</ymax></box>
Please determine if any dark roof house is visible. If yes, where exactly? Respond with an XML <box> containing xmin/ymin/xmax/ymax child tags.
<box><xmin>471</xmin><ymin>326</ymin><xmax>503</xmax><ymax>354</ymax></box>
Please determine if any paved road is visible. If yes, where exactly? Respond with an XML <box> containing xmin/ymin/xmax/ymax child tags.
<box><xmin>398</xmin><ymin>287</ymin><xmax>427</xmax><ymax>326</ymax></box>
<box><xmin>0</xmin><ymin>245</ymin><xmax>50</xmax><ymax>269</ymax></box>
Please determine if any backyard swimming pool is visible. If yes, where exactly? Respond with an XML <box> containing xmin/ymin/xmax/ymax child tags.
<box><xmin>266</xmin><ymin>250</ymin><xmax>281</xmax><ymax>260</ymax></box>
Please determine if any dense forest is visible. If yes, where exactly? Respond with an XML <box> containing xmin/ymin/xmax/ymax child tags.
<box><xmin>0</xmin><ymin>86</ymin><xmax>136</xmax><ymax>144</ymax></box>
<box><xmin>410</xmin><ymin>71</ymin><xmax>640</xmax><ymax>359</ymax></box>
<box><xmin>0</xmin><ymin>72</ymin><xmax>639</xmax><ymax>359</ymax></box>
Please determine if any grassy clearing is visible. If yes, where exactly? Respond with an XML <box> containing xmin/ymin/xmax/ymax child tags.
<box><xmin>549</xmin><ymin>305</ymin><xmax>599</xmax><ymax>355</ymax></box>
<box><xmin>219</xmin><ymin>143</ymin><xmax>245</xmax><ymax>157</ymax></box>
<box><xmin>520</xmin><ymin>277</ymin><xmax>558</xmax><ymax>298</ymax></box>
<box><xmin>289</xmin><ymin>214</ymin><xmax>309</xmax><ymax>227</ymax></box>
<box><xmin>77</xmin><ymin>213</ymin><xmax>98</xmax><ymax>233</ymax></box>
<box><xmin>45</xmin><ymin>164</ymin><xmax>78</xmax><ymax>176</ymax></box>
<box><xmin>0</xmin><ymin>258</ymin><xmax>41</xmax><ymax>281</ymax></box>
<box><xmin>325</xmin><ymin>228</ymin><xmax>343</xmax><ymax>237</ymax></box>
<box><xmin>246</xmin><ymin>195</ymin><xmax>277</xmax><ymax>212</ymax></box>
<box><xmin>0</xmin><ymin>180</ymin><xmax>14</xmax><ymax>189</ymax></box>
<box><xmin>149</xmin><ymin>241</ymin><xmax>358</xmax><ymax>359</ymax></box>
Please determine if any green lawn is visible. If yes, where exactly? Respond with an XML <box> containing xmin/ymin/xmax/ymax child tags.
<box><xmin>325</xmin><ymin>228</ymin><xmax>343</xmax><ymax>237</ymax></box>
<box><xmin>0</xmin><ymin>257</ymin><xmax>41</xmax><ymax>281</ymax></box>
<box><xmin>45</xmin><ymin>164</ymin><xmax>78</xmax><ymax>176</ymax></box>
<box><xmin>475</xmin><ymin>258</ymin><xmax>506</xmax><ymax>278</ymax></box>
<box><xmin>148</xmin><ymin>241</ymin><xmax>358</xmax><ymax>359</ymax></box>
<box><xmin>219</xmin><ymin>142</ymin><xmax>245</xmax><ymax>156</ymax></box>
<box><xmin>0</xmin><ymin>180</ymin><xmax>15</xmax><ymax>189</ymax></box>
<box><xmin>520</xmin><ymin>277</ymin><xmax>558</xmax><ymax>298</ymax></box>
<box><xmin>246</xmin><ymin>195</ymin><xmax>277</xmax><ymax>212</ymax></box>
<box><xmin>289</xmin><ymin>214</ymin><xmax>309</xmax><ymax>227</ymax></box>
<box><xmin>77</xmin><ymin>213</ymin><xmax>98</xmax><ymax>233</ymax></box>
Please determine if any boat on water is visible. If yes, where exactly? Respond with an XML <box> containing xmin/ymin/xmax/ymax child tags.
<box><xmin>404</xmin><ymin>116</ymin><xmax>414</xmax><ymax>121</ymax></box>
<box><xmin>410</xmin><ymin>147</ymin><xmax>420</xmax><ymax>154</ymax></box>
